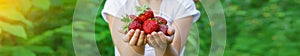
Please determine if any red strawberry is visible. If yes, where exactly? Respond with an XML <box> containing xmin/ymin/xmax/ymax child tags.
<box><xmin>143</xmin><ymin>19</ymin><xmax>159</xmax><ymax>34</ymax></box>
<box><xmin>144</xmin><ymin>9</ymin><xmax>154</xmax><ymax>19</ymax></box>
<box><xmin>155</xmin><ymin>16</ymin><xmax>167</xmax><ymax>25</ymax></box>
<box><xmin>138</xmin><ymin>14</ymin><xmax>148</xmax><ymax>23</ymax></box>
<box><xmin>129</xmin><ymin>21</ymin><xmax>142</xmax><ymax>30</ymax></box>
<box><xmin>130</xmin><ymin>15</ymin><xmax>143</xmax><ymax>23</ymax></box>
<box><xmin>129</xmin><ymin>15</ymin><xmax>140</xmax><ymax>22</ymax></box>
<box><xmin>158</xmin><ymin>24</ymin><xmax>170</xmax><ymax>36</ymax></box>
<box><xmin>129</xmin><ymin>15</ymin><xmax>137</xmax><ymax>19</ymax></box>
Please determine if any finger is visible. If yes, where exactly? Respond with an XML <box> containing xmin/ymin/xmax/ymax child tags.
<box><xmin>157</xmin><ymin>32</ymin><xmax>168</xmax><ymax>48</ymax></box>
<box><xmin>152</xmin><ymin>32</ymin><xmax>163</xmax><ymax>48</ymax></box>
<box><xmin>158</xmin><ymin>32</ymin><xmax>167</xmax><ymax>42</ymax></box>
<box><xmin>137</xmin><ymin>31</ymin><xmax>145</xmax><ymax>46</ymax></box>
<box><xmin>167</xmin><ymin>25</ymin><xmax>175</xmax><ymax>35</ymax></box>
<box><xmin>148</xmin><ymin>34</ymin><xmax>159</xmax><ymax>48</ymax></box>
<box><xmin>127</xmin><ymin>29</ymin><xmax>135</xmax><ymax>40</ymax></box>
<box><xmin>143</xmin><ymin>35</ymin><xmax>147</xmax><ymax>45</ymax></box>
<box><xmin>147</xmin><ymin>35</ymin><xmax>154</xmax><ymax>47</ymax></box>
<box><xmin>158</xmin><ymin>32</ymin><xmax>169</xmax><ymax>44</ymax></box>
<box><xmin>161</xmin><ymin>31</ymin><xmax>174</xmax><ymax>44</ymax></box>
<box><xmin>123</xmin><ymin>29</ymin><xmax>134</xmax><ymax>42</ymax></box>
<box><xmin>157</xmin><ymin>32</ymin><xmax>169</xmax><ymax>53</ymax></box>
<box><xmin>129</xmin><ymin>29</ymin><xmax>140</xmax><ymax>46</ymax></box>
<box><xmin>152</xmin><ymin>32</ymin><xmax>162</xmax><ymax>43</ymax></box>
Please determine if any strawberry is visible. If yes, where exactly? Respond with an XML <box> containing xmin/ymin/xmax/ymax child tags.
<box><xmin>155</xmin><ymin>16</ymin><xmax>167</xmax><ymax>25</ymax></box>
<box><xmin>158</xmin><ymin>24</ymin><xmax>170</xmax><ymax>36</ymax></box>
<box><xmin>121</xmin><ymin>15</ymin><xmax>140</xmax><ymax>32</ymax></box>
<box><xmin>130</xmin><ymin>15</ymin><xmax>143</xmax><ymax>23</ymax></box>
<box><xmin>138</xmin><ymin>14</ymin><xmax>148</xmax><ymax>23</ymax></box>
<box><xmin>143</xmin><ymin>19</ymin><xmax>159</xmax><ymax>34</ymax></box>
<box><xmin>144</xmin><ymin>9</ymin><xmax>154</xmax><ymax>19</ymax></box>
<box><xmin>129</xmin><ymin>15</ymin><xmax>137</xmax><ymax>19</ymax></box>
<box><xmin>136</xmin><ymin>5</ymin><xmax>154</xmax><ymax>22</ymax></box>
<box><xmin>129</xmin><ymin>21</ymin><xmax>142</xmax><ymax>30</ymax></box>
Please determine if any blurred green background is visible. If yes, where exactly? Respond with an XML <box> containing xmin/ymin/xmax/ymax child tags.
<box><xmin>0</xmin><ymin>0</ymin><xmax>300</xmax><ymax>56</ymax></box>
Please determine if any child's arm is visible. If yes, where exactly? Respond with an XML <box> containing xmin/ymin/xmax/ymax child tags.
<box><xmin>106</xmin><ymin>14</ymin><xmax>147</xmax><ymax>56</ymax></box>
<box><xmin>168</xmin><ymin>16</ymin><xmax>194</xmax><ymax>55</ymax></box>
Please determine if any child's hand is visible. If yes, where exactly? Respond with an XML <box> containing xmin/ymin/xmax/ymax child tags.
<box><xmin>146</xmin><ymin>32</ymin><xmax>173</xmax><ymax>49</ymax></box>
<box><xmin>146</xmin><ymin>26</ymin><xmax>175</xmax><ymax>48</ymax></box>
<box><xmin>146</xmin><ymin>26</ymin><xmax>175</xmax><ymax>55</ymax></box>
<box><xmin>146</xmin><ymin>32</ymin><xmax>174</xmax><ymax>56</ymax></box>
<box><xmin>122</xmin><ymin>29</ymin><xmax>147</xmax><ymax>55</ymax></box>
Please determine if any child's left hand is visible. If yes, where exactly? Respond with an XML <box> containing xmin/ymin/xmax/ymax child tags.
<box><xmin>146</xmin><ymin>31</ymin><xmax>173</xmax><ymax>56</ymax></box>
<box><xmin>147</xmin><ymin>32</ymin><xmax>173</xmax><ymax>48</ymax></box>
<box><xmin>146</xmin><ymin>26</ymin><xmax>175</xmax><ymax>55</ymax></box>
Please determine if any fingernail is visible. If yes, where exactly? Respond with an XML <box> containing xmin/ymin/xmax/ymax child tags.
<box><xmin>158</xmin><ymin>32</ymin><xmax>163</xmax><ymax>34</ymax></box>
<box><xmin>141</xmin><ymin>31</ymin><xmax>144</xmax><ymax>33</ymax></box>
<box><xmin>151</xmin><ymin>32</ymin><xmax>155</xmax><ymax>35</ymax></box>
<box><xmin>130</xmin><ymin>29</ymin><xmax>134</xmax><ymax>32</ymax></box>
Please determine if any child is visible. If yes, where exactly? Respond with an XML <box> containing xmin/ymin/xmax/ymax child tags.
<box><xmin>102</xmin><ymin>0</ymin><xmax>200</xmax><ymax>56</ymax></box>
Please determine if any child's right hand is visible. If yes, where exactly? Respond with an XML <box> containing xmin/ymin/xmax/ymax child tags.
<box><xmin>122</xmin><ymin>29</ymin><xmax>147</xmax><ymax>55</ymax></box>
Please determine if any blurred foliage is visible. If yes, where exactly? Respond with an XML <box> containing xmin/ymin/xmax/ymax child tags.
<box><xmin>0</xmin><ymin>0</ymin><xmax>299</xmax><ymax>56</ymax></box>
<box><xmin>0</xmin><ymin>0</ymin><xmax>75</xmax><ymax>56</ymax></box>
<box><xmin>197</xmin><ymin>0</ymin><xmax>300</xmax><ymax>56</ymax></box>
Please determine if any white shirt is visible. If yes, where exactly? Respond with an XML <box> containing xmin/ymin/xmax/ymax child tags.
<box><xmin>101</xmin><ymin>0</ymin><xmax>200</xmax><ymax>56</ymax></box>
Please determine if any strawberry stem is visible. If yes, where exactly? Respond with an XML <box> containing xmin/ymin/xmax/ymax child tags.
<box><xmin>121</xmin><ymin>15</ymin><xmax>134</xmax><ymax>32</ymax></box>
<box><xmin>136</xmin><ymin>4</ymin><xmax>149</xmax><ymax>16</ymax></box>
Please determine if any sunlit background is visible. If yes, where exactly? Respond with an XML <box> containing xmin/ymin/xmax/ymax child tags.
<box><xmin>0</xmin><ymin>0</ymin><xmax>300</xmax><ymax>56</ymax></box>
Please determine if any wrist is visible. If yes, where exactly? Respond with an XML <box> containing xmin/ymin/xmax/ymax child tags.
<box><xmin>130</xmin><ymin>46</ymin><xmax>145</xmax><ymax>55</ymax></box>
<box><xmin>154</xmin><ymin>45</ymin><xmax>172</xmax><ymax>55</ymax></box>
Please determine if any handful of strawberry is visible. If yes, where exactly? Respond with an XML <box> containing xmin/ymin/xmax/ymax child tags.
<box><xmin>121</xmin><ymin>5</ymin><xmax>170</xmax><ymax>36</ymax></box>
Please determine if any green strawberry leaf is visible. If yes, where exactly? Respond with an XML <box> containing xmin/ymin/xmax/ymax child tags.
<box><xmin>136</xmin><ymin>4</ymin><xmax>149</xmax><ymax>16</ymax></box>
<box><xmin>154</xmin><ymin>18</ymin><xmax>159</xmax><ymax>23</ymax></box>
<box><xmin>121</xmin><ymin>15</ymin><xmax>133</xmax><ymax>33</ymax></box>
<box><xmin>122</xmin><ymin>4</ymin><xmax>149</xmax><ymax>33</ymax></box>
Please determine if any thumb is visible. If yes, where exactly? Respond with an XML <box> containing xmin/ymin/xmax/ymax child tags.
<box><xmin>123</xmin><ymin>29</ymin><xmax>134</xmax><ymax>42</ymax></box>
<box><xmin>167</xmin><ymin>25</ymin><xmax>175</xmax><ymax>35</ymax></box>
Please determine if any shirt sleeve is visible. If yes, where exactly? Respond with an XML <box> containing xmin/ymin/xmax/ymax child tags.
<box><xmin>174</xmin><ymin>0</ymin><xmax>200</xmax><ymax>23</ymax></box>
<box><xmin>101</xmin><ymin>0</ymin><xmax>124</xmax><ymax>22</ymax></box>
